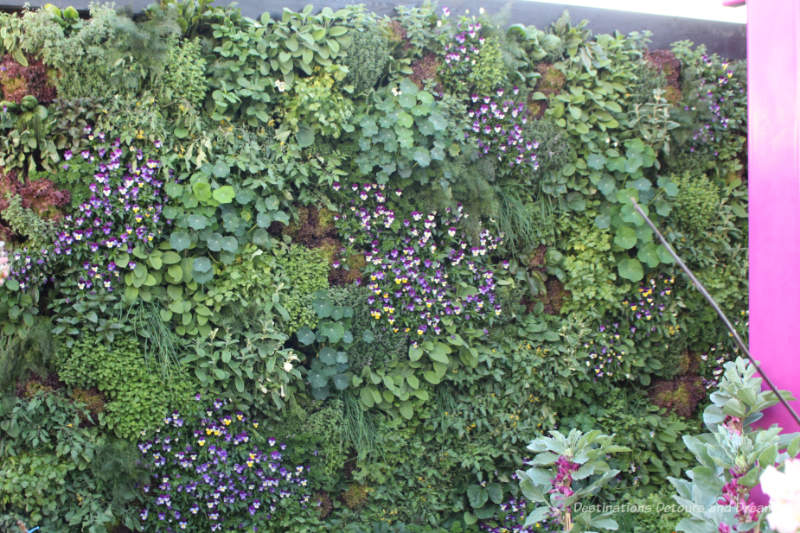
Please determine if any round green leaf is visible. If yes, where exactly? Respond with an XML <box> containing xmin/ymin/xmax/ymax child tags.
<box><xmin>212</xmin><ymin>186</ymin><xmax>235</xmax><ymax>204</ymax></box>
<box><xmin>170</xmin><ymin>231</ymin><xmax>192</xmax><ymax>252</ymax></box>
<box><xmin>618</xmin><ymin>257</ymin><xmax>644</xmax><ymax>281</ymax></box>
<box><xmin>613</xmin><ymin>226</ymin><xmax>637</xmax><ymax>250</ymax></box>
<box><xmin>297</xmin><ymin>327</ymin><xmax>316</xmax><ymax>345</ymax></box>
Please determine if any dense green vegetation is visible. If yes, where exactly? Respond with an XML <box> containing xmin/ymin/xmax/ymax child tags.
<box><xmin>0</xmin><ymin>2</ymin><xmax>757</xmax><ymax>531</ymax></box>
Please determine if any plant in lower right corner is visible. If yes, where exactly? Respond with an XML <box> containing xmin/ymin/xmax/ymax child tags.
<box><xmin>516</xmin><ymin>429</ymin><xmax>629</xmax><ymax>532</ymax></box>
<box><xmin>669</xmin><ymin>357</ymin><xmax>800</xmax><ymax>533</ymax></box>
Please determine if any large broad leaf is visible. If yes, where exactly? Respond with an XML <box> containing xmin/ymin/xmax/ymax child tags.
<box><xmin>467</xmin><ymin>485</ymin><xmax>488</xmax><ymax>509</ymax></box>
<box><xmin>212</xmin><ymin>186</ymin><xmax>235</xmax><ymax>204</ymax></box>
<box><xmin>296</xmin><ymin>124</ymin><xmax>315</xmax><ymax>148</ymax></box>
<box><xmin>319</xmin><ymin>347</ymin><xmax>337</xmax><ymax>365</ymax></box>
<box><xmin>613</xmin><ymin>226</ymin><xmax>637</xmax><ymax>250</ymax></box>
<box><xmin>618</xmin><ymin>258</ymin><xmax>644</xmax><ymax>281</ymax></box>
<box><xmin>487</xmin><ymin>483</ymin><xmax>503</xmax><ymax>505</ymax></box>
<box><xmin>332</xmin><ymin>373</ymin><xmax>350</xmax><ymax>391</ymax></box>
<box><xmin>170</xmin><ymin>231</ymin><xmax>192</xmax><ymax>252</ymax></box>
<box><xmin>296</xmin><ymin>327</ymin><xmax>316</xmax><ymax>345</ymax></box>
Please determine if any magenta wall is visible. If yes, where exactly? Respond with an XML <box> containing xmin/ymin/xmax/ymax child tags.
<box><xmin>748</xmin><ymin>0</ymin><xmax>800</xmax><ymax>432</ymax></box>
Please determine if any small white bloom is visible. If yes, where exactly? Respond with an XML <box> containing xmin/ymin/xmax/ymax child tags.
<box><xmin>761</xmin><ymin>458</ymin><xmax>800</xmax><ymax>533</ymax></box>
<box><xmin>391</xmin><ymin>86</ymin><xmax>401</xmax><ymax>97</ymax></box>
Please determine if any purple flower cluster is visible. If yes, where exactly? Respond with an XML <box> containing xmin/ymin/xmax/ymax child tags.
<box><xmin>582</xmin><ymin>321</ymin><xmax>626</xmax><ymax>379</ymax></box>
<box><xmin>717</xmin><ymin>468</ymin><xmax>762</xmax><ymax>532</ymax></box>
<box><xmin>138</xmin><ymin>397</ymin><xmax>311</xmax><ymax>532</ymax></box>
<box><xmin>10</xmin><ymin>127</ymin><xmax>167</xmax><ymax>291</ymax></box>
<box><xmin>443</xmin><ymin>20</ymin><xmax>484</xmax><ymax>67</ymax></box>
<box><xmin>688</xmin><ymin>56</ymin><xmax>743</xmax><ymax>154</ymax></box>
<box><xmin>466</xmin><ymin>88</ymin><xmax>539</xmax><ymax>168</ymax></box>
<box><xmin>334</xmin><ymin>182</ymin><xmax>504</xmax><ymax>344</ymax></box>
<box><xmin>621</xmin><ymin>275</ymin><xmax>674</xmax><ymax>325</ymax></box>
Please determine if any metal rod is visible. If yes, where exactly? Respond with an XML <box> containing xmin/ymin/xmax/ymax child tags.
<box><xmin>629</xmin><ymin>197</ymin><xmax>800</xmax><ymax>428</ymax></box>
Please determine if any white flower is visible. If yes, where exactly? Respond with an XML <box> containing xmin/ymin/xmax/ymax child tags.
<box><xmin>274</xmin><ymin>80</ymin><xmax>287</xmax><ymax>92</ymax></box>
<box><xmin>391</xmin><ymin>86</ymin><xmax>401</xmax><ymax>97</ymax></box>
<box><xmin>283</xmin><ymin>361</ymin><xmax>294</xmax><ymax>372</ymax></box>
<box><xmin>761</xmin><ymin>458</ymin><xmax>800</xmax><ymax>533</ymax></box>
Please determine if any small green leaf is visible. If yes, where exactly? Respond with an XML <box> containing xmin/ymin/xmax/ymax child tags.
<box><xmin>212</xmin><ymin>186</ymin><xmax>235</xmax><ymax>204</ymax></box>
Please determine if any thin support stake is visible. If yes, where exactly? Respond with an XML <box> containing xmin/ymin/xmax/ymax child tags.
<box><xmin>629</xmin><ymin>198</ymin><xmax>800</xmax><ymax>428</ymax></box>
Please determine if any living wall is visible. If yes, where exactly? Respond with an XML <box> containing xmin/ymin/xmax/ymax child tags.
<box><xmin>0</xmin><ymin>2</ymin><xmax>751</xmax><ymax>532</ymax></box>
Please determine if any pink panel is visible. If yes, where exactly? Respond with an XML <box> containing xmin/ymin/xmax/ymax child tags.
<box><xmin>748</xmin><ymin>0</ymin><xmax>800</xmax><ymax>432</ymax></box>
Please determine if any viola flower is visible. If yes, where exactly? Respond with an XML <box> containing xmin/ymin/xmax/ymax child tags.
<box><xmin>7</xmin><ymin>129</ymin><xmax>168</xmax><ymax>293</ymax></box>
<box><xmin>138</xmin><ymin>399</ymin><xmax>311</xmax><ymax>531</ymax></box>
<box><xmin>334</xmin><ymin>184</ymin><xmax>505</xmax><ymax>342</ymax></box>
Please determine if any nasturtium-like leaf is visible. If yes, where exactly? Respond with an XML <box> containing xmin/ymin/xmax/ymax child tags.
<box><xmin>220</xmin><ymin>236</ymin><xmax>238</xmax><ymax>253</ymax></box>
<box><xmin>308</xmin><ymin>372</ymin><xmax>328</xmax><ymax>389</ymax></box>
<box><xmin>193</xmin><ymin>256</ymin><xmax>212</xmax><ymax>273</ymax></box>
<box><xmin>618</xmin><ymin>257</ymin><xmax>644</xmax><ymax>281</ymax></box>
<box><xmin>657</xmin><ymin>245</ymin><xmax>675</xmax><ymax>264</ymax></box>
<box><xmin>413</xmin><ymin>147</ymin><xmax>431</xmax><ymax>167</ymax></box>
<box><xmin>332</xmin><ymin>373</ymin><xmax>350</xmax><ymax>391</ymax></box>
<box><xmin>613</xmin><ymin>226</ymin><xmax>637</xmax><ymax>250</ymax></box>
<box><xmin>296</xmin><ymin>327</ymin><xmax>316</xmax><ymax>345</ymax></box>
<box><xmin>319</xmin><ymin>347</ymin><xmax>337</xmax><ymax>365</ymax></box>
<box><xmin>312</xmin><ymin>298</ymin><xmax>333</xmax><ymax>318</ymax></box>
<box><xmin>206</xmin><ymin>233</ymin><xmax>223</xmax><ymax>252</ymax></box>
<box><xmin>566</xmin><ymin>192</ymin><xmax>586</xmax><ymax>211</ymax></box>
<box><xmin>212</xmin><ymin>186</ymin><xmax>235</xmax><ymax>204</ymax></box>
<box><xmin>170</xmin><ymin>231</ymin><xmax>192</xmax><ymax>252</ymax></box>
<box><xmin>637</xmin><ymin>243</ymin><xmax>660</xmax><ymax>268</ymax></box>
<box><xmin>187</xmin><ymin>214</ymin><xmax>208</xmax><ymax>230</ymax></box>
<box><xmin>212</xmin><ymin>160</ymin><xmax>230</xmax><ymax>178</ymax></box>
<box><xmin>595</xmin><ymin>213</ymin><xmax>611</xmax><ymax>229</ymax></box>
<box><xmin>586</xmin><ymin>153</ymin><xmax>606</xmax><ymax>170</ymax></box>
<box><xmin>428</xmin><ymin>112</ymin><xmax>448</xmax><ymax>131</ymax></box>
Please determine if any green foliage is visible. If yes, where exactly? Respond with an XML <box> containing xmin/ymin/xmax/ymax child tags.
<box><xmin>672</xmin><ymin>171</ymin><xmax>720</xmax><ymax>232</ymax></box>
<box><xmin>154</xmin><ymin>37</ymin><xmax>208</xmax><ymax>111</ymax></box>
<box><xmin>0</xmin><ymin>96</ymin><xmax>57</xmax><ymax>173</ymax></box>
<box><xmin>0</xmin><ymin>391</ymin><xmax>143</xmax><ymax>531</ymax></box>
<box><xmin>206</xmin><ymin>5</ymin><xmax>356</xmax><ymax>127</ymax></box>
<box><xmin>33</xmin><ymin>4</ymin><xmax>176</xmax><ymax>100</ymax></box>
<box><xmin>0</xmin><ymin>3</ymin><xmax>750</xmax><ymax>531</ymax></box>
<box><xmin>278</xmin><ymin>244</ymin><xmax>330</xmax><ymax>334</ymax></box>
<box><xmin>0</xmin><ymin>192</ymin><xmax>56</xmax><ymax>250</ymax></box>
<box><xmin>0</xmin><ymin>317</ymin><xmax>53</xmax><ymax>392</ymax></box>
<box><xmin>342</xmin><ymin>20</ymin><xmax>391</xmax><ymax>95</ymax></box>
<box><xmin>296</xmin><ymin>289</ymin><xmax>355</xmax><ymax>400</ymax></box>
<box><xmin>56</xmin><ymin>334</ymin><xmax>193</xmax><ymax>440</ymax></box>
<box><xmin>277</xmin><ymin>72</ymin><xmax>355</xmax><ymax>142</ymax></box>
<box><xmin>352</xmin><ymin>80</ymin><xmax>468</xmax><ymax>186</ymax></box>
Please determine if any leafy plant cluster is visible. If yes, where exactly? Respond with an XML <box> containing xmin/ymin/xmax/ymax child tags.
<box><xmin>0</xmin><ymin>2</ymin><xmax>752</xmax><ymax>532</ymax></box>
